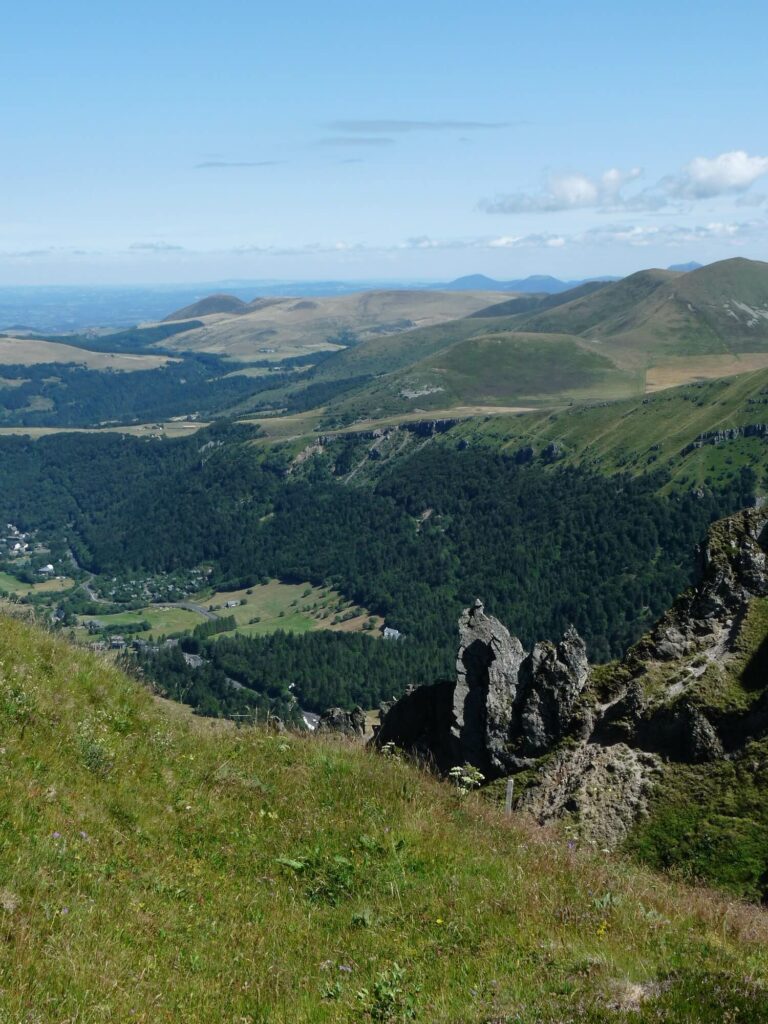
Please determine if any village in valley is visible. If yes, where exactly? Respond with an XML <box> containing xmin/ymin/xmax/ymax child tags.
<box><xmin>0</xmin><ymin>522</ymin><xmax>392</xmax><ymax>664</ymax></box>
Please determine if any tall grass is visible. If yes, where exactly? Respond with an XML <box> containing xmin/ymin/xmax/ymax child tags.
<box><xmin>0</xmin><ymin>616</ymin><xmax>767</xmax><ymax>1022</ymax></box>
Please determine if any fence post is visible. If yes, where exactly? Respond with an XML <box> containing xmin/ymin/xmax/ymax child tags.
<box><xmin>504</xmin><ymin>778</ymin><xmax>515</xmax><ymax>817</ymax></box>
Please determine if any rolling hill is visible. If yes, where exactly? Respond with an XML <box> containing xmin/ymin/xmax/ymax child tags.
<box><xmin>282</xmin><ymin>258</ymin><xmax>768</xmax><ymax>420</ymax></box>
<box><xmin>162</xmin><ymin>292</ymin><xmax>253</xmax><ymax>319</ymax></box>
<box><xmin>430</xmin><ymin>273</ymin><xmax>620</xmax><ymax>293</ymax></box>
<box><xmin>515</xmin><ymin>258</ymin><xmax>768</xmax><ymax>362</ymax></box>
<box><xmin>156</xmin><ymin>289</ymin><xmax>509</xmax><ymax>361</ymax></box>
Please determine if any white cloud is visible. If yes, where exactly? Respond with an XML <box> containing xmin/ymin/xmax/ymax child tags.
<box><xmin>669</xmin><ymin>150</ymin><xmax>768</xmax><ymax>199</ymax></box>
<box><xmin>481</xmin><ymin>151</ymin><xmax>768</xmax><ymax>216</ymax></box>
<box><xmin>487</xmin><ymin>233</ymin><xmax>566</xmax><ymax>249</ymax></box>
<box><xmin>480</xmin><ymin>166</ymin><xmax>643</xmax><ymax>214</ymax></box>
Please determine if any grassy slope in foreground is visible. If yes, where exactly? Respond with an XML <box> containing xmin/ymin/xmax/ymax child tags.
<box><xmin>2</xmin><ymin>617</ymin><xmax>768</xmax><ymax>1023</ymax></box>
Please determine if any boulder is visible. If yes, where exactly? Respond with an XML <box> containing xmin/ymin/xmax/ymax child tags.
<box><xmin>316</xmin><ymin>706</ymin><xmax>366</xmax><ymax>738</ymax></box>
<box><xmin>519</xmin><ymin>743</ymin><xmax>663</xmax><ymax>848</ymax></box>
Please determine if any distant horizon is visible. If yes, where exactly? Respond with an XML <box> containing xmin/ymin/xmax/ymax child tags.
<box><xmin>0</xmin><ymin>259</ymin><xmax>726</xmax><ymax>292</ymax></box>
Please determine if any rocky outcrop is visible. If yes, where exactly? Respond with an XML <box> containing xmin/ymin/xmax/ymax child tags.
<box><xmin>403</xmin><ymin>419</ymin><xmax>460</xmax><ymax>438</ymax></box>
<box><xmin>516</xmin><ymin>628</ymin><xmax>589</xmax><ymax>756</ymax></box>
<box><xmin>374</xmin><ymin>508</ymin><xmax>768</xmax><ymax>847</ymax></box>
<box><xmin>373</xmin><ymin>681</ymin><xmax>458</xmax><ymax>769</ymax></box>
<box><xmin>316</xmin><ymin>706</ymin><xmax>366</xmax><ymax>738</ymax></box>
<box><xmin>374</xmin><ymin>599</ymin><xmax>589</xmax><ymax>779</ymax></box>
<box><xmin>680</xmin><ymin>423</ymin><xmax>768</xmax><ymax>455</ymax></box>
<box><xmin>519</xmin><ymin>744</ymin><xmax>663</xmax><ymax>848</ymax></box>
<box><xmin>635</xmin><ymin>507</ymin><xmax>768</xmax><ymax>664</ymax></box>
<box><xmin>452</xmin><ymin>600</ymin><xmax>526</xmax><ymax>774</ymax></box>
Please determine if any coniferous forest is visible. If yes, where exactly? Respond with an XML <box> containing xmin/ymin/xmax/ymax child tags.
<box><xmin>0</xmin><ymin>425</ymin><xmax>755</xmax><ymax>715</ymax></box>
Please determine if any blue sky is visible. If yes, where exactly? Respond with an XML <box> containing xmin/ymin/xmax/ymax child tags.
<box><xmin>1</xmin><ymin>0</ymin><xmax>767</xmax><ymax>283</ymax></box>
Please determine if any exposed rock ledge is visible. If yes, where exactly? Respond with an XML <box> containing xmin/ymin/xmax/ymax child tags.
<box><xmin>372</xmin><ymin>508</ymin><xmax>768</xmax><ymax>848</ymax></box>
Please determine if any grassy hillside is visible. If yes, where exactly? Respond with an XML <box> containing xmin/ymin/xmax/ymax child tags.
<box><xmin>449</xmin><ymin>366</ymin><xmax>768</xmax><ymax>492</ymax></box>
<box><xmin>326</xmin><ymin>333</ymin><xmax>641</xmax><ymax>419</ymax></box>
<box><xmin>248</xmin><ymin>259</ymin><xmax>768</xmax><ymax>422</ymax></box>
<box><xmin>2</xmin><ymin>615</ymin><xmax>768</xmax><ymax>1022</ymax></box>
<box><xmin>516</xmin><ymin>258</ymin><xmax>768</xmax><ymax>364</ymax></box>
<box><xmin>468</xmin><ymin>280</ymin><xmax>612</xmax><ymax>319</ymax></box>
<box><xmin>0</xmin><ymin>336</ymin><xmax>173</xmax><ymax>370</ymax></box>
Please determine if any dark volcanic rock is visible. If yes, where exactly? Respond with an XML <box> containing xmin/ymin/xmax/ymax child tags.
<box><xmin>374</xmin><ymin>681</ymin><xmax>457</xmax><ymax>769</ymax></box>
<box><xmin>316</xmin><ymin>706</ymin><xmax>366</xmax><ymax>738</ymax></box>
<box><xmin>453</xmin><ymin>599</ymin><xmax>526</xmax><ymax>775</ymax></box>
<box><xmin>374</xmin><ymin>509</ymin><xmax>768</xmax><ymax>848</ymax></box>
<box><xmin>373</xmin><ymin>599</ymin><xmax>588</xmax><ymax>778</ymax></box>
<box><xmin>516</xmin><ymin>627</ymin><xmax>589</xmax><ymax>756</ymax></box>
<box><xmin>404</xmin><ymin>418</ymin><xmax>459</xmax><ymax>438</ymax></box>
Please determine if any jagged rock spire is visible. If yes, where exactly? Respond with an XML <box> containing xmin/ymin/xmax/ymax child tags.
<box><xmin>374</xmin><ymin>600</ymin><xmax>589</xmax><ymax>779</ymax></box>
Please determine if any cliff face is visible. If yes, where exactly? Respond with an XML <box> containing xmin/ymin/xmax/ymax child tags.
<box><xmin>373</xmin><ymin>508</ymin><xmax>768</xmax><ymax>857</ymax></box>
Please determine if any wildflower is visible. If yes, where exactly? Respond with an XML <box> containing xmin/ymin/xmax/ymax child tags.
<box><xmin>61</xmin><ymin>906</ymin><xmax>69</xmax><ymax>916</ymax></box>
<box><xmin>436</xmin><ymin>917</ymin><xmax>444</xmax><ymax>925</ymax></box>
<box><xmin>339</xmin><ymin>964</ymin><xmax>353</xmax><ymax>973</ymax></box>
<box><xmin>448</xmin><ymin>763</ymin><xmax>485</xmax><ymax>795</ymax></box>
<box><xmin>52</xmin><ymin>831</ymin><xmax>62</xmax><ymax>839</ymax></box>
<box><xmin>79</xmin><ymin>831</ymin><xmax>88</xmax><ymax>840</ymax></box>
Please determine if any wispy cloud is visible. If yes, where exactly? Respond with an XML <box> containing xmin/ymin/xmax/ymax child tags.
<box><xmin>326</xmin><ymin>119</ymin><xmax>513</xmax><ymax>133</ymax></box>
<box><xmin>4</xmin><ymin>218</ymin><xmax>761</xmax><ymax>267</ymax></box>
<box><xmin>581</xmin><ymin>220</ymin><xmax>759</xmax><ymax>246</ymax></box>
<box><xmin>316</xmin><ymin>136</ymin><xmax>395</xmax><ymax>147</ymax></box>
<box><xmin>392</xmin><ymin>220</ymin><xmax>762</xmax><ymax>253</ymax></box>
<box><xmin>736</xmin><ymin>192</ymin><xmax>768</xmax><ymax>208</ymax></box>
<box><xmin>481</xmin><ymin>151</ymin><xmax>768</xmax><ymax>216</ymax></box>
<box><xmin>1</xmin><ymin>248</ymin><xmax>53</xmax><ymax>258</ymax></box>
<box><xmin>194</xmin><ymin>160</ymin><xmax>285</xmax><ymax>169</ymax></box>
<box><xmin>226</xmin><ymin>220</ymin><xmax>761</xmax><ymax>258</ymax></box>
<box><xmin>128</xmin><ymin>241</ymin><xmax>184</xmax><ymax>251</ymax></box>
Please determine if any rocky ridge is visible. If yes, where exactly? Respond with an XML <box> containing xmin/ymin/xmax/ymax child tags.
<box><xmin>372</xmin><ymin>508</ymin><xmax>768</xmax><ymax>847</ymax></box>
